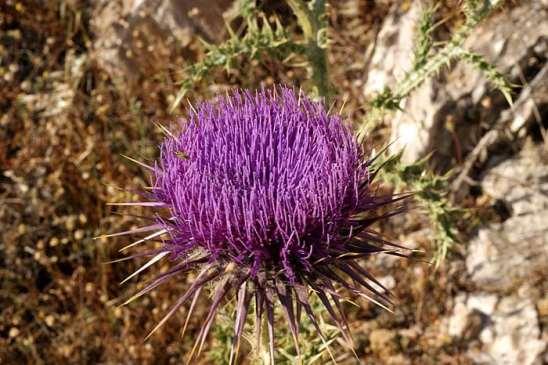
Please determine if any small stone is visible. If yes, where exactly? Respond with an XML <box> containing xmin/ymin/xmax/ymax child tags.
<box><xmin>448</xmin><ymin>294</ymin><xmax>468</xmax><ymax>337</ymax></box>
<box><xmin>17</xmin><ymin>224</ymin><xmax>27</xmax><ymax>235</ymax></box>
<box><xmin>74</xmin><ymin>229</ymin><xmax>84</xmax><ymax>240</ymax></box>
<box><xmin>467</xmin><ymin>294</ymin><xmax>498</xmax><ymax>316</ymax></box>
<box><xmin>45</xmin><ymin>315</ymin><xmax>55</xmax><ymax>327</ymax></box>
<box><xmin>377</xmin><ymin>275</ymin><xmax>396</xmax><ymax>291</ymax></box>
<box><xmin>114</xmin><ymin>307</ymin><xmax>122</xmax><ymax>318</ymax></box>
<box><xmin>9</xmin><ymin>327</ymin><xmax>20</xmax><ymax>338</ymax></box>
<box><xmin>65</xmin><ymin>216</ymin><xmax>76</xmax><ymax>231</ymax></box>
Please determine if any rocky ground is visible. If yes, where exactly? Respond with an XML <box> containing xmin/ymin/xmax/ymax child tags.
<box><xmin>1</xmin><ymin>0</ymin><xmax>546</xmax><ymax>364</ymax></box>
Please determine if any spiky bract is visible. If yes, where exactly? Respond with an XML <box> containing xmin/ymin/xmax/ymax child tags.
<box><xmin>106</xmin><ymin>87</ymin><xmax>408</xmax><ymax>363</ymax></box>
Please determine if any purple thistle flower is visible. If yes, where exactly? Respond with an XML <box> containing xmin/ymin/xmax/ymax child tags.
<box><xmin>104</xmin><ymin>86</ymin><xmax>409</xmax><ymax>363</ymax></box>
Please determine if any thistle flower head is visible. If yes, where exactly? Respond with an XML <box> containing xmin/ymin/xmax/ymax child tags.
<box><xmin>106</xmin><ymin>87</ymin><xmax>408</xmax><ymax>363</ymax></box>
<box><xmin>156</xmin><ymin>87</ymin><xmax>365</xmax><ymax>280</ymax></box>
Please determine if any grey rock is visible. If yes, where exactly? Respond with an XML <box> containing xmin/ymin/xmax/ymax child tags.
<box><xmin>466</xmin><ymin>144</ymin><xmax>548</xmax><ymax>292</ymax></box>
<box><xmin>442</xmin><ymin>144</ymin><xmax>548</xmax><ymax>364</ymax></box>
<box><xmin>447</xmin><ymin>292</ymin><xmax>545</xmax><ymax>365</ymax></box>
<box><xmin>91</xmin><ymin>0</ymin><xmax>233</xmax><ymax>86</ymax></box>
<box><xmin>364</xmin><ymin>2</ymin><xmax>548</xmax><ymax>164</ymax></box>
<box><xmin>448</xmin><ymin>293</ymin><xmax>496</xmax><ymax>338</ymax></box>
<box><xmin>363</xmin><ymin>2</ymin><xmax>422</xmax><ymax>96</ymax></box>
<box><xmin>470</xmin><ymin>294</ymin><xmax>544</xmax><ymax>365</ymax></box>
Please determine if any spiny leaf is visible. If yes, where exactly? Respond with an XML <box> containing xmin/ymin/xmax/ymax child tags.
<box><xmin>170</xmin><ymin>11</ymin><xmax>295</xmax><ymax>112</ymax></box>
<box><xmin>457</xmin><ymin>48</ymin><xmax>514</xmax><ymax>105</ymax></box>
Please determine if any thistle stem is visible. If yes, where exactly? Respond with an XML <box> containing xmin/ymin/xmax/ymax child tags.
<box><xmin>356</xmin><ymin>0</ymin><xmax>505</xmax><ymax>142</ymax></box>
<box><xmin>286</xmin><ymin>0</ymin><xmax>330</xmax><ymax>99</ymax></box>
<box><xmin>258</xmin><ymin>314</ymin><xmax>271</xmax><ymax>365</ymax></box>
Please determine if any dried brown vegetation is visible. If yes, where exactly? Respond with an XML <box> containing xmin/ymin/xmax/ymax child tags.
<box><xmin>1</xmin><ymin>1</ymin><xmax>546</xmax><ymax>364</ymax></box>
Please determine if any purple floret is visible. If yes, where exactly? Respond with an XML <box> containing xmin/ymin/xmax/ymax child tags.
<box><xmin>154</xmin><ymin>87</ymin><xmax>368</xmax><ymax>281</ymax></box>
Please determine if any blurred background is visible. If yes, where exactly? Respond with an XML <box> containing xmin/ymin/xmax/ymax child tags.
<box><xmin>0</xmin><ymin>0</ymin><xmax>546</xmax><ymax>364</ymax></box>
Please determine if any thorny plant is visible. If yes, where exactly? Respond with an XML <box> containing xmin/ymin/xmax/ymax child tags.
<box><xmin>172</xmin><ymin>0</ymin><xmax>511</xmax><ymax>269</ymax></box>
<box><xmin>103</xmin><ymin>0</ymin><xmax>514</xmax><ymax>363</ymax></box>
<box><xmin>170</xmin><ymin>0</ymin><xmax>329</xmax><ymax>111</ymax></box>
<box><xmin>104</xmin><ymin>87</ymin><xmax>411</xmax><ymax>364</ymax></box>
<box><xmin>170</xmin><ymin>1</ymin><xmax>298</xmax><ymax>112</ymax></box>
<box><xmin>208</xmin><ymin>295</ymin><xmax>341</xmax><ymax>364</ymax></box>
<box><xmin>372</xmin><ymin>151</ymin><xmax>462</xmax><ymax>268</ymax></box>
<box><xmin>357</xmin><ymin>0</ymin><xmax>512</xmax><ymax>266</ymax></box>
<box><xmin>356</xmin><ymin>0</ymin><xmax>511</xmax><ymax>138</ymax></box>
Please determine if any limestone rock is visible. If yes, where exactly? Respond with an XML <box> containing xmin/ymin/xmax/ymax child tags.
<box><xmin>363</xmin><ymin>2</ymin><xmax>422</xmax><ymax>96</ymax></box>
<box><xmin>91</xmin><ymin>0</ymin><xmax>233</xmax><ymax>86</ymax></box>
<box><xmin>364</xmin><ymin>2</ymin><xmax>548</xmax><ymax>163</ymax></box>
<box><xmin>441</xmin><ymin>143</ymin><xmax>548</xmax><ymax>364</ymax></box>
<box><xmin>470</xmin><ymin>294</ymin><xmax>544</xmax><ymax>365</ymax></box>
<box><xmin>448</xmin><ymin>293</ymin><xmax>497</xmax><ymax>338</ymax></box>
<box><xmin>466</xmin><ymin>144</ymin><xmax>548</xmax><ymax>291</ymax></box>
<box><xmin>447</xmin><ymin>292</ymin><xmax>545</xmax><ymax>365</ymax></box>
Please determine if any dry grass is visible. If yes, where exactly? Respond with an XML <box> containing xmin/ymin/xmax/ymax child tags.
<box><xmin>0</xmin><ymin>1</ymin><xmax>533</xmax><ymax>364</ymax></box>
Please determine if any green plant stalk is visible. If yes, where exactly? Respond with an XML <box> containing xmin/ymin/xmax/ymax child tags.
<box><xmin>286</xmin><ymin>0</ymin><xmax>329</xmax><ymax>99</ymax></box>
<box><xmin>355</xmin><ymin>0</ymin><xmax>508</xmax><ymax>265</ymax></box>
<box><xmin>357</xmin><ymin>39</ymin><xmax>461</xmax><ymax>142</ymax></box>
<box><xmin>253</xmin><ymin>311</ymin><xmax>273</xmax><ymax>365</ymax></box>
<box><xmin>169</xmin><ymin>8</ymin><xmax>298</xmax><ymax>113</ymax></box>
<box><xmin>357</xmin><ymin>0</ymin><xmax>505</xmax><ymax>142</ymax></box>
<box><xmin>375</xmin><ymin>152</ymin><xmax>460</xmax><ymax>267</ymax></box>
